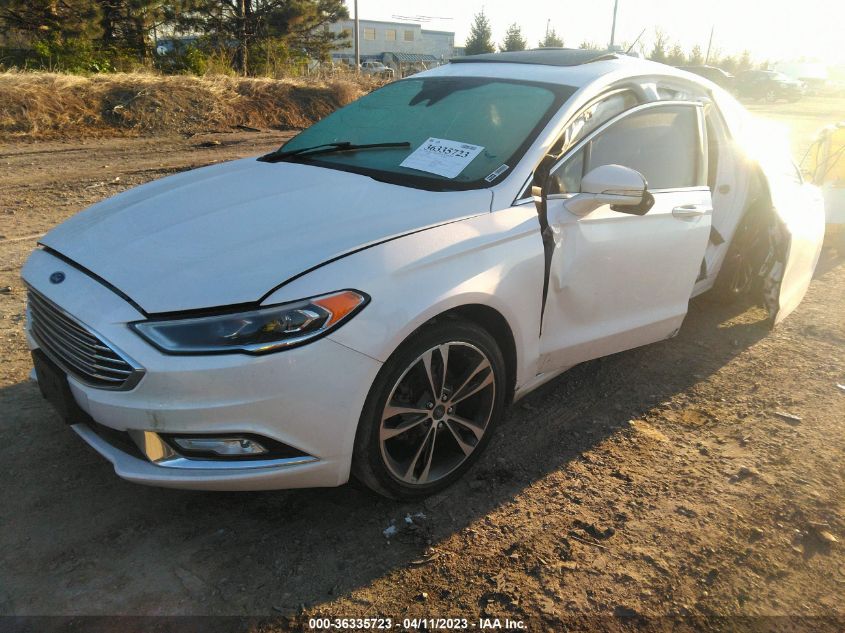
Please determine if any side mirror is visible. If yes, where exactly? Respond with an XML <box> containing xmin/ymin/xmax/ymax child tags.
<box><xmin>562</xmin><ymin>164</ymin><xmax>654</xmax><ymax>216</ymax></box>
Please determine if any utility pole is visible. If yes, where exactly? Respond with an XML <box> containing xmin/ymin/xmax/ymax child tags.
<box><xmin>610</xmin><ymin>0</ymin><xmax>619</xmax><ymax>48</ymax></box>
<box><xmin>354</xmin><ymin>0</ymin><xmax>360</xmax><ymax>71</ymax></box>
<box><xmin>545</xmin><ymin>18</ymin><xmax>550</xmax><ymax>40</ymax></box>
<box><xmin>705</xmin><ymin>24</ymin><xmax>714</xmax><ymax>64</ymax></box>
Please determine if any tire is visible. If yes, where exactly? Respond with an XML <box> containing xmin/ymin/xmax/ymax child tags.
<box><xmin>352</xmin><ymin>318</ymin><xmax>506</xmax><ymax>499</ymax></box>
<box><xmin>710</xmin><ymin>209</ymin><xmax>768</xmax><ymax>303</ymax></box>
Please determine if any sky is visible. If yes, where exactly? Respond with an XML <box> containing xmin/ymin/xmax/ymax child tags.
<box><xmin>348</xmin><ymin>0</ymin><xmax>845</xmax><ymax>65</ymax></box>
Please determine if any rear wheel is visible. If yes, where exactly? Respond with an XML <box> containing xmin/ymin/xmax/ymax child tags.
<box><xmin>352</xmin><ymin>319</ymin><xmax>505</xmax><ymax>499</ymax></box>
<box><xmin>711</xmin><ymin>210</ymin><xmax>768</xmax><ymax>303</ymax></box>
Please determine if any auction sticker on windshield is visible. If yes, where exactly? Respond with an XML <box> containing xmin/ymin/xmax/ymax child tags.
<box><xmin>400</xmin><ymin>137</ymin><xmax>484</xmax><ymax>179</ymax></box>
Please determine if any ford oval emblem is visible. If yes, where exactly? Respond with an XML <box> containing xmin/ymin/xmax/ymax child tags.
<box><xmin>49</xmin><ymin>271</ymin><xmax>65</xmax><ymax>284</ymax></box>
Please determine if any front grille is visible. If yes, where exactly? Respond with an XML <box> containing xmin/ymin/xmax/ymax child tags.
<box><xmin>27</xmin><ymin>288</ymin><xmax>144</xmax><ymax>390</ymax></box>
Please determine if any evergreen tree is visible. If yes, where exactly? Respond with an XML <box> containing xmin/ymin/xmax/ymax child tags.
<box><xmin>499</xmin><ymin>23</ymin><xmax>526</xmax><ymax>52</ymax></box>
<box><xmin>719</xmin><ymin>54</ymin><xmax>738</xmax><ymax>73</ymax></box>
<box><xmin>465</xmin><ymin>10</ymin><xmax>494</xmax><ymax>55</ymax></box>
<box><xmin>666</xmin><ymin>43</ymin><xmax>685</xmax><ymax>66</ymax></box>
<box><xmin>0</xmin><ymin>0</ymin><xmax>100</xmax><ymax>45</ymax></box>
<box><xmin>97</xmin><ymin>0</ymin><xmax>163</xmax><ymax>58</ymax></box>
<box><xmin>165</xmin><ymin>0</ymin><xmax>349</xmax><ymax>73</ymax></box>
<box><xmin>648</xmin><ymin>28</ymin><xmax>668</xmax><ymax>62</ymax></box>
<box><xmin>688</xmin><ymin>44</ymin><xmax>703</xmax><ymax>65</ymax></box>
<box><xmin>736</xmin><ymin>49</ymin><xmax>753</xmax><ymax>72</ymax></box>
<box><xmin>578</xmin><ymin>40</ymin><xmax>601</xmax><ymax>50</ymax></box>
<box><xmin>539</xmin><ymin>28</ymin><xmax>563</xmax><ymax>48</ymax></box>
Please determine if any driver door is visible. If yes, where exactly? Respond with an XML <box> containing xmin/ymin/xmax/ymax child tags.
<box><xmin>538</xmin><ymin>101</ymin><xmax>713</xmax><ymax>374</ymax></box>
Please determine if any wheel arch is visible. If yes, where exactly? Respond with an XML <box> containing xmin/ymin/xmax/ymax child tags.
<box><xmin>428</xmin><ymin>304</ymin><xmax>518</xmax><ymax>406</ymax></box>
<box><xmin>350</xmin><ymin>306</ymin><xmax>513</xmax><ymax>498</ymax></box>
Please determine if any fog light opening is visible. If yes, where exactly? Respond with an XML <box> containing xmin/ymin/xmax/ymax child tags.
<box><xmin>171</xmin><ymin>436</ymin><xmax>268</xmax><ymax>457</ymax></box>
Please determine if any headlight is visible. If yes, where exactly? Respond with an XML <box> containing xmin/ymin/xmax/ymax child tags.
<box><xmin>130</xmin><ymin>290</ymin><xmax>367</xmax><ymax>354</ymax></box>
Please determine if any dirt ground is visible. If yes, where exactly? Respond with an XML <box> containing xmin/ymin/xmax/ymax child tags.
<box><xmin>0</xmin><ymin>97</ymin><xmax>843</xmax><ymax>631</ymax></box>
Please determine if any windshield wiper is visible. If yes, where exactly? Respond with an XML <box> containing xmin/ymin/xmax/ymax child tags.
<box><xmin>257</xmin><ymin>141</ymin><xmax>411</xmax><ymax>164</ymax></box>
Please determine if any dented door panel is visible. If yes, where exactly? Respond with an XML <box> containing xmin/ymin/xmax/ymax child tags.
<box><xmin>538</xmin><ymin>189</ymin><xmax>712</xmax><ymax>374</ymax></box>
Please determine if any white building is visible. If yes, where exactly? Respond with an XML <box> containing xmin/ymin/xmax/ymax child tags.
<box><xmin>328</xmin><ymin>19</ymin><xmax>460</xmax><ymax>75</ymax></box>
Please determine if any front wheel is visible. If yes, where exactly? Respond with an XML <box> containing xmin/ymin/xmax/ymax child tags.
<box><xmin>352</xmin><ymin>319</ymin><xmax>506</xmax><ymax>499</ymax></box>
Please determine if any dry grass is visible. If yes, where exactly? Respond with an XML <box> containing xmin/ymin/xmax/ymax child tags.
<box><xmin>0</xmin><ymin>71</ymin><xmax>373</xmax><ymax>140</ymax></box>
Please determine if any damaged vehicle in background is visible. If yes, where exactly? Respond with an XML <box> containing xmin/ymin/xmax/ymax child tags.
<box><xmin>22</xmin><ymin>49</ymin><xmax>825</xmax><ymax>499</ymax></box>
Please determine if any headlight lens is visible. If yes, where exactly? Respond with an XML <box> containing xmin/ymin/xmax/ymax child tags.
<box><xmin>131</xmin><ymin>290</ymin><xmax>367</xmax><ymax>354</ymax></box>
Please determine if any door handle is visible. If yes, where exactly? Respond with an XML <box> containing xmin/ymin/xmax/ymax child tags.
<box><xmin>672</xmin><ymin>204</ymin><xmax>712</xmax><ymax>219</ymax></box>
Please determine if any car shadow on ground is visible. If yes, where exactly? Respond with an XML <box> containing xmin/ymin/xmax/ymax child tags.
<box><xmin>0</xmin><ymin>255</ymin><xmax>842</xmax><ymax>617</ymax></box>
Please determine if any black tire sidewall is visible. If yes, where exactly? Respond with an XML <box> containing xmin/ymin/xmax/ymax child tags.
<box><xmin>710</xmin><ymin>210</ymin><xmax>764</xmax><ymax>304</ymax></box>
<box><xmin>351</xmin><ymin>319</ymin><xmax>506</xmax><ymax>499</ymax></box>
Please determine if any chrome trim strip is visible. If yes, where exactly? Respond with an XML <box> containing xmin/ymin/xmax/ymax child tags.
<box><xmin>26</xmin><ymin>285</ymin><xmax>146</xmax><ymax>391</ymax></box>
<box><xmin>127</xmin><ymin>430</ymin><xmax>319</xmax><ymax>471</ymax></box>
<box><xmin>28</xmin><ymin>299</ymin><xmax>115</xmax><ymax>356</ymax></box>
<box><xmin>29</xmin><ymin>313</ymin><xmax>131</xmax><ymax>372</ymax></box>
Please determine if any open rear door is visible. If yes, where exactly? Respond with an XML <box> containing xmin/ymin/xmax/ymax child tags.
<box><xmin>712</xmin><ymin>89</ymin><xmax>826</xmax><ymax>325</ymax></box>
<box><xmin>759</xmin><ymin>160</ymin><xmax>826</xmax><ymax>325</ymax></box>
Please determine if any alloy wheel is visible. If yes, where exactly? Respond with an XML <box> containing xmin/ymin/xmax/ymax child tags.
<box><xmin>379</xmin><ymin>341</ymin><xmax>496</xmax><ymax>486</ymax></box>
<box><xmin>727</xmin><ymin>216</ymin><xmax>764</xmax><ymax>296</ymax></box>
<box><xmin>728</xmin><ymin>253</ymin><xmax>754</xmax><ymax>295</ymax></box>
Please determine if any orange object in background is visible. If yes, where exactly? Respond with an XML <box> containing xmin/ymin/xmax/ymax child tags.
<box><xmin>807</xmin><ymin>123</ymin><xmax>845</xmax><ymax>245</ymax></box>
<box><xmin>809</xmin><ymin>122</ymin><xmax>845</xmax><ymax>186</ymax></box>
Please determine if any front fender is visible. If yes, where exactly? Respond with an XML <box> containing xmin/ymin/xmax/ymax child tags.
<box><xmin>262</xmin><ymin>206</ymin><xmax>546</xmax><ymax>390</ymax></box>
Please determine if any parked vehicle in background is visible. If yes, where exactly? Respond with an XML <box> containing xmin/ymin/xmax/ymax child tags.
<box><xmin>22</xmin><ymin>49</ymin><xmax>825</xmax><ymax>499</ymax></box>
<box><xmin>680</xmin><ymin>65</ymin><xmax>735</xmax><ymax>91</ymax></box>
<box><xmin>360</xmin><ymin>61</ymin><xmax>394</xmax><ymax>79</ymax></box>
<box><xmin>736</xmin><ymin>70</ymin><xmax>804</xmax><ymax>102</ymax></box>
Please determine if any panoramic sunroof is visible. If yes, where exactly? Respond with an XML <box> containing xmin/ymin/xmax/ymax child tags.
<box><xmin>450</xmin><ymin>48</ymin><xmax>619</xmax><ymax>67</ymax></box>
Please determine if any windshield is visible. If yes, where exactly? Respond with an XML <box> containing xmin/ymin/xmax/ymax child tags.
<box><xmin>277</xmin><ymin>77</ymin><xmax>576</xmax><ymax>191</ymax></box>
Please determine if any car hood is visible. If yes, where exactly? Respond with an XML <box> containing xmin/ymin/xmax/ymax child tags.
<box><xmin>41</xmin><ymin>158</ymin><xmax>491</xmax><ymax>314</ymax></box>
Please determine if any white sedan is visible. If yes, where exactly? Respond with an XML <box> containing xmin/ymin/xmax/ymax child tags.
<box><xmin>22</xmin><ymin>49</ymin><xmax>825</xmax><ymax>499</ymax></box>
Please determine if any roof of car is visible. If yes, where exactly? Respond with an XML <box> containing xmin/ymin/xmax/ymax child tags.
<box><xmin>425</xmin><ymin>48</ymin><xmax>706</xmax><ymax>92</ymax></box>
<box><xmin>451</xmin><ymin>48</ymin><xmax>618</xmax><ymax>68</ymax></box>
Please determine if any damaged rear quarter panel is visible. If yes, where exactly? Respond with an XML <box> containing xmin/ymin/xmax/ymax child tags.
<box><xmin>714</xmin><ymin>88</ymin><xmax>826</xmax><ymax>324</ymax></box>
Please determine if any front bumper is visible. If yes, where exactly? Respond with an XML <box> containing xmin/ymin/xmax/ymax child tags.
<box><xmin>22</xmin><ymin>248</ymin><xmax>383</xmax><ymax>491</ymax></box>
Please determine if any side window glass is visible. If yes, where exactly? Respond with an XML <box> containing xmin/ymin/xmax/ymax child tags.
<box><xmin>586</xmin><ymin>105</ymin><xmax>701</xmax><ymax>190</ymax></box>
<box><xmin>562</xmin><ymin>91</ymin><xmax>638</xmax><ymax>151</ymax></box>
<box><xmin>548</xmin><ymin>149</ymin><xmax>584</xmax><ymax>194</ymax></box>
<box><xmin>516</xmin><ymin>91</ymin><xmax>638</xmax><ymax>201</ymax></box>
